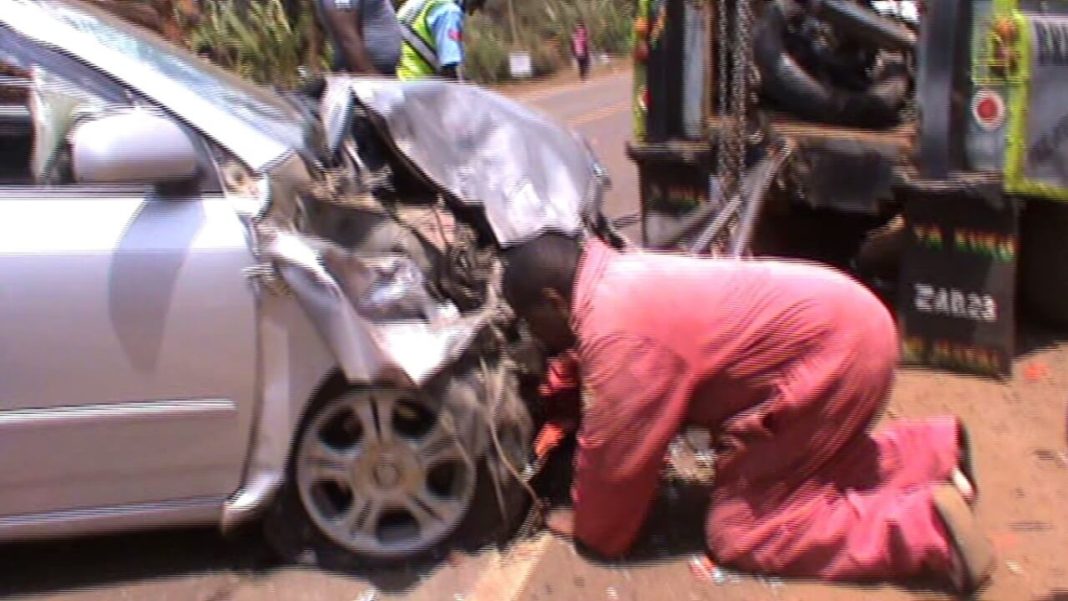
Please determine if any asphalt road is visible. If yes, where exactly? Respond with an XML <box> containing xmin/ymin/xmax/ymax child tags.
<box><xmin>511</xmin><ymin>69</ymin><xmax>640</xmax><ymax>235</ymax></box>
<box><xmin>0</xmin><ymin>69</ymin><xmax>642</xmax><ymax>601</ymax></box>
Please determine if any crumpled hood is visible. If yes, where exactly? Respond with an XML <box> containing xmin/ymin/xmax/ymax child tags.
<box><xmin>322</xmin><ymin>77</ymin><xmax>609</xmax><ymax>247</ymax></box>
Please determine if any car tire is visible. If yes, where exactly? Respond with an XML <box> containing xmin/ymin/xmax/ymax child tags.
<box><xmin>263</xmin><ymin>367</ymin><xmax>533</xmax><ymax>570</ymax></box>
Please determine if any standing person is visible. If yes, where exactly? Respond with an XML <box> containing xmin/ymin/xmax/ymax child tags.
<box><xmin>502</xmin><ymin>233</ymin><xmax>994</xmax><ymax>594</ymax></box>
<box><xmin>572</xmin><ymin>20</ymin><xmax>590</xmax><ymax>80</ymax></box>
<box><xmin>395</xmin><ymin>0</ymin><xmax>486</xmax><ymax>80</ymax></box>
<box><xmin>317</xmin><ymin>0</ymin><xmax>402</xmax><ymax>75</ymax></box>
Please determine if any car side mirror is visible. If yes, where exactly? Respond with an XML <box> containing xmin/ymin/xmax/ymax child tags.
<box><xmin>70</xmin><ymin>110</ymin><xmax>199</xmax><ymax>186</ymax></box>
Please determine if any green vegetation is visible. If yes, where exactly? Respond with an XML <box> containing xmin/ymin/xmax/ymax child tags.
<box><xmin>466</xmin><ymin>0</ymin><xmax>634</xmax><ymax>83</ymax></box>
<box><xmin>169</xmin><ymin>0</ymin><xmax>632</xmax><ymax>87</ymax></box>
<box><xmin>188</xmin><ymin>0</ymin><xmax>329</xmax><ymax>88</ymax></box>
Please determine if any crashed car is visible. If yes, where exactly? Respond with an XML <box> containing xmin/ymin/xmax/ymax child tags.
<box><xmin>0</xmin><ymin>0</ymin><xmax>612</xmax><ymax>564</ymax></box>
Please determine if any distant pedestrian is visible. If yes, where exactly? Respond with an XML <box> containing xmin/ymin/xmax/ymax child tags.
<box><xmin>316</xmin><ymin>0</ymin><xmax>402</xmax><ymax>75</ymax></box>
<box><xmin>572</xmin><ymin>21</ymin><xmax>590</xmax><ymax>80</ymax></box>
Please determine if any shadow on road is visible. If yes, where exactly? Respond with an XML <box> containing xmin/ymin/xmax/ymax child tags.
<box><xmin>0</xmin><ymin>524</ymin><xmax>453</xmax><ymax>598</ymax></box>
<box><xmin>0</xmin><ymin>527</ymin><xmax>267</xmax><ymax>597</ymax></box>
<box><xmin>1016</xmin><ymin>321</ymin><xmax>1068</xmax><ymax>357</ymax></box>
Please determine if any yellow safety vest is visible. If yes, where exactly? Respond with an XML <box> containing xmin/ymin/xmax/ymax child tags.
<box><xmin>396</xmin><ymin>0</ymin><xmax>451</xmax><ymax>80</ymax></box>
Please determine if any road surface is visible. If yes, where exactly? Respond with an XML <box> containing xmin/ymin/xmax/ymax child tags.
<box><xmin>510</xmin><ymin>68</ymin><xmax>639</xmax><ymax>233</ymax></box>
<box><xmin>5</xmin><ymin>67</ymin><xmax>1068</xmax><ymax>601</ymax></box>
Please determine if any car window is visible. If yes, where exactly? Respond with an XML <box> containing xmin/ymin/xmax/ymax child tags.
<box><xmin>0</xmin><ymin>39</ymin><xmax>219</xmax><ymax>191</ymax></box>
<box><xmin>29</xmin><ymin>0</ymin><xmax>309</xmax><ymax>154</ymax></box>
<box><xmin>0</xmin><ymin>62</ymin><xmax>33</xmax><ymax>185</ymax></box>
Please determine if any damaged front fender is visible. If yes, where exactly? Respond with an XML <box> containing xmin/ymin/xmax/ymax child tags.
<box><xmin>262</xmin><ymin>229</ymin><xmax>494</xmax><ymax>388</ymax></box>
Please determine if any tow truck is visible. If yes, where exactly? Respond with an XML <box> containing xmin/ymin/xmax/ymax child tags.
<box><xmin>629</xmin><ymin>0</ymin><xmax>1068</xmax><ymax>377</ymax></box>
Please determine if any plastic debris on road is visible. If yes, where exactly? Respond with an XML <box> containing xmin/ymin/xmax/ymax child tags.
<box><xmin>689</xmin><ymin>553</ymin><xmax>741</xmax><ymax>585</ymax></box>
<box><xmin>690</xmin><ymin>555</ymin><xmax>783</xmax><ymax>588</ymax></box>
<box><xmin>689</xmin><ymin>555</ymin><xmax>716</xmax><ymax>581</ymax></box>
<box><xmin>1010</xmin><ymin>520</ymin><xmax>1053</xmax><ymax>532</ymax></box>
<box><xmin>1023</xmin><ymin>361</ymin><xmax>1051</xmax><ymax>382</ymax></box>
<box><xmin>353</xmin><ymin>590</ymin><xmax>378</xmax><ymax>601</ymax></box>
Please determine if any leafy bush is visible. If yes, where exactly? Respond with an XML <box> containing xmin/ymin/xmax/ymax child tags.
<box><xmin>139</xmin><ymin>0</ymin><xmax>630</xmax><ymax>86</ymax></box>
<box><xmin>463</xmin><ymin>0</ymin><xmax>634</xmax><ymax>83</ymax></box>
<box><xmin>463</xmin><ymin>13</ymin><xmax>510</xmax><ymax>83</ymax></box>
<box><xmin>189</xmin><ymin>0</ymin><xmax>327</xmax><ymax>88</ymax></box>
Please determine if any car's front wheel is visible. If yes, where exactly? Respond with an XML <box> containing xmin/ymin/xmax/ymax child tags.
<box><xmin>264</xmin><ymin>371</ymin><xmax>532</xmax><ymax>567</ymax></box>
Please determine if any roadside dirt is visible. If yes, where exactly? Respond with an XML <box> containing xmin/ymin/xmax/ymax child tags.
<box><xmin>490</xmin><ymin>57</ymin><xmax>630</xmax><ymax>99</ymax></box>
<box><xmin>513</xmin><ymin>326</ymin><xmax>1068</xmax><ymax>601</ymax></box>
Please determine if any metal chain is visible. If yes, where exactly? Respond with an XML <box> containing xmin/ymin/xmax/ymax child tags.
<box><xmin>715</xmin><ymin>0</ymin><xmax>730</xmax><ymax>191</ymax></box>
<box><xmin>714</xmin><ymin>0</ymin><xmax>753</xmax><ymax>200</ymax></box>
<box><xmin>727</xmin><ymin>0</ymin><xmax>753</xmax><ymax>193</ymax></box>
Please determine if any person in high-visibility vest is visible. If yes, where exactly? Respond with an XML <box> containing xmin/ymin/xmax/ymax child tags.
<box><xmin>395</xmin><ymin>0</ymin><xmax>485</xmax><ymax>81</ymax></box>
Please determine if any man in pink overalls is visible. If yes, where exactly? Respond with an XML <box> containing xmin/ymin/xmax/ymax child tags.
<box><xmin>502</xmin><ymin>233</ymin><xmax>994</xmax><ymax>594</ymax></box>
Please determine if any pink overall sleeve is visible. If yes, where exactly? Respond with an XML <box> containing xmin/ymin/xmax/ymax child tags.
<box><xmin>571</xmin><ymin>333</ymin><xmax>692</xmax><ymax>557</ymax></box>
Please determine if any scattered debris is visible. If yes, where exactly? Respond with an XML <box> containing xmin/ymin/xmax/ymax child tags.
<box><xmin>1006</xmin><ymin>560</ymin><xmax>1023</xmax><ymax>575</ymax></box>
<box><xmin>989</xmin><ymin>529</ymin><xmax>1021</xmax><ymax>552</ymax></box>
<box><xmin>1023</xmin><ymin>361</ymin><xmax>1051</xmax><ymax>382</ymax></box>
<box><xmin>353</xmin><ymin>590</ymin><xmax>378</xmax><ymax>601</ymax></box>
<box><xmin>606</xmin><ymin>586</ymin><xmax>619</xmax><ymax>599</ymax></box>
<box><xmin>689</xmin><ymin>555</ymin><xmax>716</xmax><ymax>581</ymax></box>
<box><xmin>1035</xmin><ymin>448</ymin><xmax>1068</xmax><ymax>468</ymax></box>
<box><xmin>1009</xmin><ymin>521</ymin><xmax>1053</xmax><ymax>532</ymax></box>
<box><xmin>758</xmin><ymin>575</ymin><xmax>785</xmax><ymax>588</ymax></box>
<box><xmin>666</xmin><ymin>433</ymin><xmax>717</xmax><ymax>484</ymax></box>
<box><xmin>689</xmin><ymin>554</ymin><xmax>750</xmax><ymax>586</ymax></box>
<box><xmin>711</xmin><ymin>567</ymin><xmax>727</xmax><ymax>585</ymax></box>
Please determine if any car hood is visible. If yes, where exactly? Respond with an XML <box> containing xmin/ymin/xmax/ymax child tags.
<box><xmin>322</xmin><ymin>77</ymin><xmax>609</xmax><ymax>247</ymax></box>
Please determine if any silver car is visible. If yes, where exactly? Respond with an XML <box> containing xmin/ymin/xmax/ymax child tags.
<box><xmin>0</xmin><ymin>0</ymin><xmax>607</xmax><ymax>565</ymax></box>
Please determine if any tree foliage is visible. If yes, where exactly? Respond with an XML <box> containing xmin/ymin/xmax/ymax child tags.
<box><xmin>465</xmin><ymin>0</ymin><xmax>634</xmax><ymax>82</ymax></box>
<box><xmin>94</xmin><ymin>0</ymin><xmax>632</xmax><ymax>86</ymax></box>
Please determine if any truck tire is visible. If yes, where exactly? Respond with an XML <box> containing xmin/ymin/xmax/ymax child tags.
<box><xmin>753</xmin><ymin>0</ymin><xmax>910</xmax><ymax>127</ymax></box>
<box><xmin>1020</xmin><ymin>200</ymin><xmax>1068</xmax><ymax>327</ymax></box>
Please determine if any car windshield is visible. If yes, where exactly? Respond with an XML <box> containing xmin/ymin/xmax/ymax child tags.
<box><xmin>31</xmin><ymin>0</ymin><xmax>310</xmax><ymax>152</ymax></box>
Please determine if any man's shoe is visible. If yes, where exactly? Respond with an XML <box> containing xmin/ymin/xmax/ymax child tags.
<box><xmin>956</xmin><ymin>420</ymin><xmax>979</xmax><ymax>505</ymax></box>
<box><xmin>932</xmin><ymin>484</ymin><xmax>995</xmax><ymax>595</ymax></box>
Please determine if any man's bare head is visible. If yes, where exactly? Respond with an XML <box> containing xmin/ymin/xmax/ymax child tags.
<box><xmin>501</xmin><ymin>233</ymin><xmax>582</xmax><ymax>355</ymax></box>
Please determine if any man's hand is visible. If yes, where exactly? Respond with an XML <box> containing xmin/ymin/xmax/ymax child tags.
<box><xmin>545</xmin><ymin>507</ymin><xmax>576</xmax><ymax>539</ymax></box>
<box><xmin>534</xmin><ymin>418</ymin><xmax>577</xmax><ymax>459</ymax></box>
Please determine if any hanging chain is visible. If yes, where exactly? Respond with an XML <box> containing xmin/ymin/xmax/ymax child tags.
<box><xmin>727</xmin><ymin>0</ymin><xmax>753</xmax><ymax>194</ymax></box>
<box><xmin>714</xmin><ymin>0</ymin><xmax>730</xmax><ymax>195</ymax></box>
<box><xmin>714</xmin><ymin>0</ymin><xmax>753</xmax><ymax>200</ymax></box>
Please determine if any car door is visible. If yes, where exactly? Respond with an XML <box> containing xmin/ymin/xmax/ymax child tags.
<box><xmin>0</xmin><ymin>39</ymin><xmax>257</xmax><ymax>522</ymax></box>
